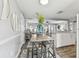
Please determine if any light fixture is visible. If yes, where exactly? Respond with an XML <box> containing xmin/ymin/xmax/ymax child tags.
<box><xmin>40</xmin><ymin>0</ymin><xmax>48</xmax><ymax>5</ymax></box>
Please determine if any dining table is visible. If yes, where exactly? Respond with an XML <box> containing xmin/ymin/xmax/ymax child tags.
<box><xmin>30</xmin><ymin>34</ymin><xmax>56</xmax><ymax>58</ymax></box>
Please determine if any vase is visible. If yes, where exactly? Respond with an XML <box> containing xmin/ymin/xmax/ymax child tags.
<box><xmin>36</xmin><ymin>23</ymin><xmax>44</xmax><ymax>37</ymax></box>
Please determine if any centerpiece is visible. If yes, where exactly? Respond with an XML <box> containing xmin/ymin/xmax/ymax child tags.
<box><xmin>36</xmin><ymin>13</ymin><xmax>45</xmax><ymax>37</ymax></box>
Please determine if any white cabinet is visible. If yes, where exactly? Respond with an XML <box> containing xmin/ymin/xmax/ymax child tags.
<box><xmin>56</xmin><ymin>32</ymin><xmax>76</xmax><ymax>48</ymax></box>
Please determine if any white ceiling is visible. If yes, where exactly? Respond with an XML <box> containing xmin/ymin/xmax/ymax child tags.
<box><xmin>16</xmin><ymin>0</ymin><xmax>79</xmax><ymax>19</ymax></box>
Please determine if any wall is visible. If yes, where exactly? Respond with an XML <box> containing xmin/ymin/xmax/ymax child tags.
<box><xmin>77</xmin><ymin>14</ymin><xmax>79</xmax><ymax>58</ymax></box>
<box><xmin>0</xmin><ymin>19</ymin><xmax>14</xmax><ymax>38</ymax></box>
<box><xmin>0</xmin><ymin>0</ymin><xmax>24</xmax><ymax>57</ymax></box>
<box><xmin>0</xmin><ymin>34</ymin><xmax>21</xmax><ymax>58</ymax></box>
<box><xmin>0</xmin><ymin>19</ymin><xmax>21</xmax><ymax>57</ymax></box>
<box><xmin>9</xmin><ymin>0</ymin><xmax>25</xmax><ymax>32</ymax></box>
<box><xmin>0</xmin><ymin>0</ymin><xmax>3</xmax><ymax>18</ymax></box>
<box><xmin>69</xmin><ymin>17</ymin><xmax>77</xmax><ymax>33</ymax></box>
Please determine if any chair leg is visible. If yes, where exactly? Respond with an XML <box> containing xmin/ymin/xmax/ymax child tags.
<box><xmin>52</xmin><ymin>40</ymin><xmax>56</xmax><ymax>58</ymax></box>
<box><xmin>48</xmin><ymin>48</ymin><xmax>50</xmax><ymax>58</ymax></box>
<box><xmin>32</xmin><ymin>43</ymin><xmax>34</xmax><ymax>58</ymax></box>
<box><xmin>27</xmin><ymin>48</ymin><xmax>29</xmax><ymax>58</ymax></box>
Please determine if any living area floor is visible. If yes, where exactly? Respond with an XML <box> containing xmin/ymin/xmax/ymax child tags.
<box><xmin>56</xmin><ymin>45</ymin><xmax>76</xmax><ymax>58</ymax></box>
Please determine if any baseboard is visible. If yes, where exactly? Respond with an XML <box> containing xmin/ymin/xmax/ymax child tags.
<box><xmin>15</xmin><ymin>45</ymin><xmax>22</xmax><ymax>58</ymax></box>
<box><xmin>56</xmin><ymin>44</ymin><xmax>75</xmax><ymax>48</ymax></box>
<box><xmin>15</xmin><ymin>42</ymin><xmax>24</xmax><ymax>58</ymax></box>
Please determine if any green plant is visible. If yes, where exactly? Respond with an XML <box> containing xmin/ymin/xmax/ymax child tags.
<box><xmin>36</xmin><ymin>12</ymin><xmax>45</xmax><ymax>24</ymax></box>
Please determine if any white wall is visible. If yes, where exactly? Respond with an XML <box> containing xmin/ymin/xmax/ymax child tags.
<box><xmin>77</xmin><ymin>14</ymin><xmax>79</xmax><ymax>58</ymax></box>
<box><xmin>0</xmin><ymin>34</ymin><xmax>21</xmax><ymax>58</ymax></box>
<box><xmin>0</xmin><ymin>0</ymin><xmax>3</xmax><ymax>18</ymax></box>
<box><xmin>0</xmin><ymin>18</ymin><xmax>25</xmax><ymax>58</ymax></box>
<box><xmin>69</xmin><ymin>17</ymin><xmax>77</xmax><ymax>33</ymax></box>
<box><xmin>10</xmin><ymin>0</ymin><xmax>25</xmax><ymax>32</ymax></box>
<box><xmin>0</xmin><ymin>19</ymin><xmax>13</xmax><ymax>38</ymax></box>
<box><xmin>0</xmin><ymin>0</ymin><xmax>24</xmax><ymax>57</ymax></box>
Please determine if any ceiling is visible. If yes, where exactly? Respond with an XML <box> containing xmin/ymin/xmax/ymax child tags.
<box><xmin>16</xmin><ymin>0</ymin><xmax>79</xmax><ymax>19</ymax></box>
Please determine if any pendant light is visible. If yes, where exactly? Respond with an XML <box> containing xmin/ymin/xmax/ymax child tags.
<box><xmin>40</xmin><ymin>0</ymin><xmax>48</xmax><ymax>5</ymax></box>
